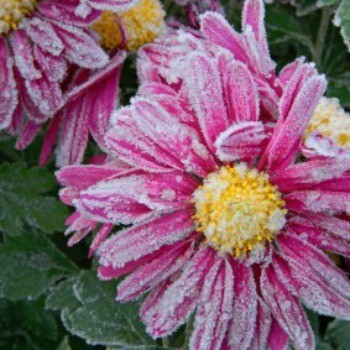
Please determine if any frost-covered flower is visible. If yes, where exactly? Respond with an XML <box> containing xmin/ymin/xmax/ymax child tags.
<box><xmin>302</xmin><ymin>97</ymin><xmax>350</xmax><ymax>158</ymax></box>
<box><xmin>57</xmin><ymin>1</ymin><xmax>350</xmax><ymax>349</ymax></box>
<box><xmin>0</xmin><ymin>0</ymin><xmax>124</xmax><ymax>132</ymax></box>
<box><xmin>138</xmin><ymin>0</ymin><xmax>284</xmax><ymax>119</ymax></box>
<box><xmin>2</xmin><ymin>0</ymin><xmax>165</xmax><ymax>166</ymax></box>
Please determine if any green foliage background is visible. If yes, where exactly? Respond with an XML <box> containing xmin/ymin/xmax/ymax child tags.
<box><xmin>1</xmin><ymin>1</ymin><xmax>350</xmax><ymax>349</ymax></box>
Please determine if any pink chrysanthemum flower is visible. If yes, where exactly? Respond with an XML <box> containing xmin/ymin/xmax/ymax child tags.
<box><xmin>57</xmin><ymin>1</ymin><xmax>350</xmax><ymax>348</ymax></box>
<box><xmin>0</xmin><ymin>0</ymin><xmax>132</xmax><ymax>132</ymax></box>
<box><xmin>1</xmin><ymin>0</ymin><xmax>165</xmax><ymax>166</ymax></box>
<box><xmin>37</xmin><ymin>51</ymin><xmax>126</xmax><ymax>167</ymax></box>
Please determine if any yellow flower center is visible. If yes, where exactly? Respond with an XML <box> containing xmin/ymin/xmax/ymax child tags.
<box><xmin>0</xmin><ymin>0</ymin><xmax>36</xmax><ymax>35</ymax></box>
<box><xmin>307</xmin><ymin>97</ymin><xmax>350</xmax><ymax>150</ymax></box>
<box><xmin>91</xmin><ymin>0</ymin><xmax>165</xmax><ymax>51</ymax></box>
<box><xmin>193</xmin><ymin>165</ymin><xmax>287</xmax><ymax>257</ymax></box>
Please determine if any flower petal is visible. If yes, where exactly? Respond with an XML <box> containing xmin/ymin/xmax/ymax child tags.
<box><xmin>53</xmin><ymin>22</ymin><xmax>109</xmax><ymax>69</ymax></box>
<box><xmin>261</xmin><ymin>73</ymin><xmax>327</xmax><ymax>172</ymax></box>
<box><xmin>56</xmin><ymin>94</ymin><xmax>90</xmax><ymax>167</ymax></box>
<box><xmin>272</xmin><ymin>155</ymin><xmax>350</xmax><ymax>193</ymax></box>
<box><xmin>117</xmin><ymin>238</ymin><xmax>195</xmax><ymax>301</ymax></box>
<box><xmin>278</xmin><ymin>232</ymin><xmax>350</xmax><ymax>320</ymax></box>
<box><xmin>228</xmin><ymin>262</ymin><xmax>257</xmax><ymax>350</ymax></box>
<box><xmin>190</xmin><ymin>258</ymin><xmax>233</xmax><ymax>350</ymax></box>
<box><xmin>215</xmin><ymin>121</ymin><xmax>266</xmax><ymax>163</ymax></box>
<box><xmin>285</xmin><ymin>190</ymin><xmax>350</xmax><ymax>213</ymax></box>
<box><xmin>25</xmin><ymin>17</ymin><xmax>64</xmax><ymax>56</ymax></box>
<box><xmin>183</xmin><ymin>52</ymin><xmax>228</xmax><ymax>153</ymax></box>
<box><xmin>261</xmin><ymin>262</ymin><xmax>314</xmax><ymax>350</ymax></box>
<box><xmin>143</xmin><ymin>246</ymin><xmax>216</xmax><ymax>338</ymax></box>
<box><xmin>0</xmin><ymin>38</ymin><xmax>18</xmax><ymax>129</ymax></box>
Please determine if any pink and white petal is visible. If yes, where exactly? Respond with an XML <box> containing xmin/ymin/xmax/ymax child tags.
<box><xmin>25</xmin><ymin>76</ymin><xmax>63</xmax><ymax>116</ymax></box>
<box><xmin>56</xmin><ymin>163</ymin><xmax>126</xmax><ymax>189</ymax></box>
<box><xmin>293</xmin><ymin>212</ymin><xmax>350</xmax><ymax>240</ymax></box>
<box><xmin>0</xmin><ymin>38</ymin><xmax>18</xmax><ymax>129</ymax></box>
<box><xmin>254</xmin><ymin>75</ymin><xmax>280</xmax><ymax>119</ymax></box>
<box><xmin>290</xmin><ymin>217</ymin><xmax>350</xmax><ymax>260</ymax></box>
<box><xmin>279</xmin><ymin>62</ymin><xmax>317</xmax><ymax>121</ymax></box>
<box><xmin>267</xmin><ymin>318</ymin><xmax>289</xmax><ymax>350</ymax></box>
<box><xmin>89</xmin><ymin>223</ymin><xmax>114</xmax><ymax>257</ymax></box>
<box><xmin>88</xmin><ymin>67</ymin><xmax>122</xmax><ymax>150</ymax></box>
<box><xmin>200</xmin><ymin>12</ymin><xmax>249</xmax><ymax>64</ymax></box>
<box><xmin>15</xmin><ymin>121</ymin><xmax>41</xmax><ymax>150</ymax></box>
<box><xmin>215</xmin><ymin>121</ymin><xmax>266</xmax><ymax>163</ymax></box>
<box><xmin>76</xmin><ymin>171</ymin><xmax>198</xmax><ymax>223</ymax></box>
<box><xmin>272</xmin><ymin>155</ymin><xmax>350</xmax><ymax>193</ymax></box>
<box><xmin>39</xmin><ymin>114</ymin><xmax>61</xmax><ymax>166</ymax></box>
<box><xmin>5</xmin><ymin>100</ymin><xmax>23</xmax><ymax>135</ymax></box>
<box><xmin>59</xmin><ymin>186</ymin><xmax>79</xmax><ymax>206</ymax></box>
<box><xmin>56</xmin><ymin>94</ymin><xmax>90</xmax><ymax>167</ymax></box>
<box><xmin>218</xmin><ymin>55</ymin><xmax>259</xmax><ymax>124</ymax></box>
<box><xmin>38</xmin><ymin>1</ymin><xmax>100</xmax><ymax>26</ymax></box>
<box><xmin>10</xmin><ymin>30</ymin><xmax>42</xmax><ymax>80</ymax></box>
<box><xmin>138</xmin><ymin>83</ymin><xmax>198</xmax><ymax>128</ymax></box>
<box><xmin>106</xmin><ymin>108</ymin><xmax>184</xmax><ymax>172</ymax></box>
<box><xmin>278</xmin><ymin>57</ymin><xmax>305</xmax><ymax>86</ymax></box>
<box><xmin>34</xmin><ymin>46</ymin><xmax>67</xmax><ymax>83</ymax></box>
<box><xmin>260</xmin><ymin>263</ymin><xmax>314</xmax><ymax>350</ymax></box>
<box><xmin>183</xmin><ymin>52</ymin><xmax>229</xmax><ymax>153</ymax></box>
<box><xmin>66</xmin><ymin>51</ymin><xmax>126</xmax><ymax>103</ymax></box>
<box><xmin>278</xmin><ymin>232</ymin><xmax>350</xmax><ymax>320</ymax></box>
<box><xmin>262</xmin><ymin>74</ymin><xmax>326</xmax><ymax>173</ymax></box>
<box><xmin>242</xmin><ymin>0</ymin><xmax>275</xmax><ymax>76</ymax></box>
<box><xmin>25</xmin><ymin>17</ymin><xmax>64</xmax><ymax>56</ymax></box>
<box><xmin>98</xmin><ymin>249</ymin><xmax>163</xmax><ymax>280</ymax></box>
<box><xmin>144</xmin><ymin>246</ymin><xmax>216</xmax><ymax>338</ymax></box>
<box><xmin>190</xmin><ymin>258</ymin><xmax>233</xmax><ymax>350</ymax></box>
<box><xmin>285</xmin><ymin>190</ymin><xmax>350</xmax><ymax>214</ymax></box>
<box><xmin>53</xmin><ymin>23</ymin><xmax>108</xmax><ymax>69</ymax></box>
<box><xmin>117</xmin><ymin>238</ymin><xmax>195</xmax><ymax>301</ymax></box>
<box><xmin>228</xmin><ymin>262</ymin><xmax>257</xmax><ymax>350</ymax></box>
<box><xmin>250</xmin><ymin>298</ymin><xmax>272</xmax><ymax>350</ymax></box>
<box><xmin>98</xmin><ymin>210</ymin><xmax>195</xmax><ymax>268</ymax></box>
<box><xmin>133</xmin><ymin>98</ymin><xmax>217</xmax><ymax>177</ymax></box>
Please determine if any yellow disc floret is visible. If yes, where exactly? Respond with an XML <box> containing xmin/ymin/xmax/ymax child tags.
<box><xmin>193</xmin><ymin>164</ymin><xmax>287</xmax><ymax>257</ymax></box>
<box><xmin>91</xmin><ymin>0</ymin><xmax>166</xmax><ymax>51</ymax></box>
<box><xmin>91</xmin><ymin>11</ymin><xmax>124</xmax><ymax>51</ymax></box>
<box><xmin>0</xmin><ymin>0</ymin><xmax>36</xmax><ymax>35</ymax></box>
<box><xmin>307</xmin><ymin>97</ymin><xmax>350</xmax><ymax>150</ymax></box>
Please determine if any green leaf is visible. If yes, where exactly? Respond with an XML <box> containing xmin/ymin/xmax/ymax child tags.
<box><xmin>335</xmin><ymin>0</ymin><xmax>350</xmax><ymax>52</ymax></box>
<box><xmin>0</xmin><ymin>163</ymin><xmax>68</xmax><ymax>236</ymax></box>
<box><xmin>0</xmin><ymin>297</ymin><xmax>59</xmax><ymax>349</ymax></box>
<box><xmin>325</xmin><ymin>319</ymin><xmax>350</xmax><ymax>350</ymax></box>
<box><xmin>265</xmin><ymin>4</ymin><xmax>314</xmax><ymax>55</ymax></box>
<box><xmin>295</xmin><ymin>0</ymin><xmax>339</xmax><ymax>16</ymax></box>
<box><xmin>0</xmin><ymin>232</ymin><xmax>77</xmax><ymax>300</ymax></box>
<box><xmin>46</xmin><ymin>277</ymin><xmax>80</xmax><ymax>312</ymax></box>
<box><xmin>47</xmin><ymin>271</ymin><xmax>161</xmax><ymax>349</ymax></box>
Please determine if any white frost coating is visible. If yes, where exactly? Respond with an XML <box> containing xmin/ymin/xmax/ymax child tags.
<box><xmin>228</xmin><ymin>264</ymin><xmax>257</xmax><ymax>350</ymax></box>
<box><xmin>117</xmin><ymin>239</ymin><xmax>194</xmax><ymax>301</ymax></box>
<box><xmin>145</xmin><ymin>247</ymin><xmax>214</xmax><ymax>337</ymax></box>
<box><xmin>98</xmin><ymin>210</ymin><xmax>194</xmax><ymax>268</ymax></box>
<box><xmin>53</xmin><ymin>21</ymin><xmax>109</xmax><ymax>69</ymax></box>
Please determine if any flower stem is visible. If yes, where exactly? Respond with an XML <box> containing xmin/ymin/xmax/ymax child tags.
<box><xmin>313</xmin><ymin>6</ymin><xmax>333</xmax><ymax>68</ymax></box>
